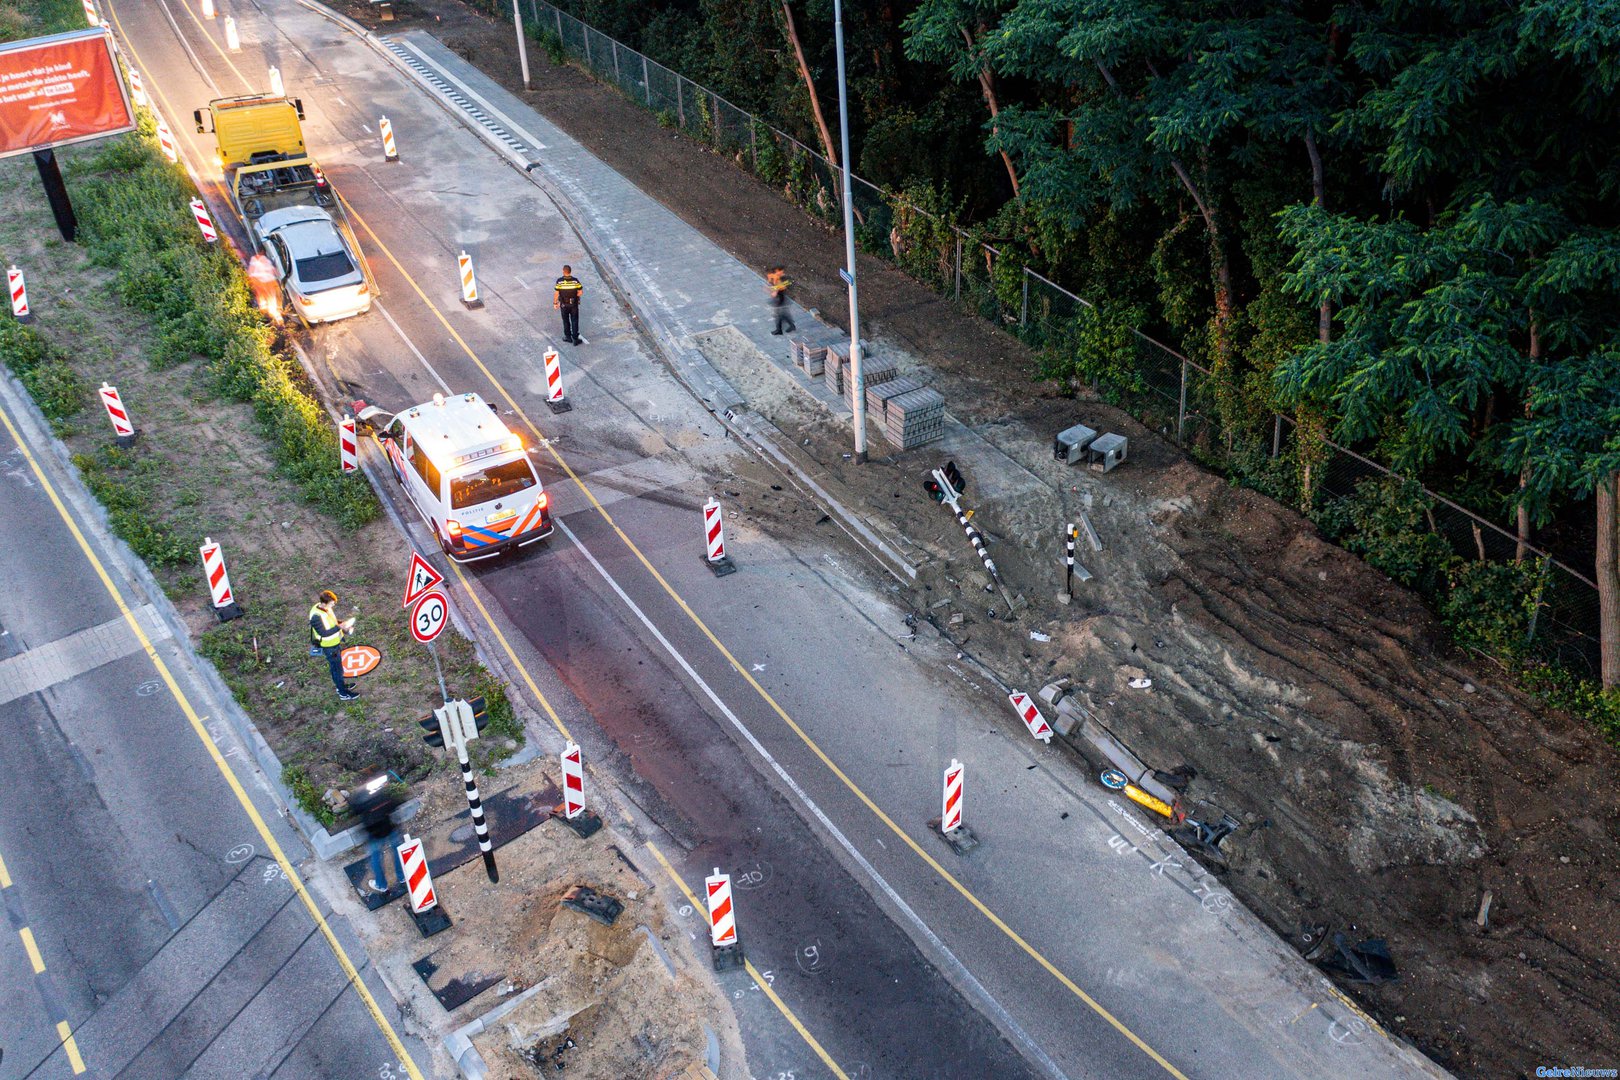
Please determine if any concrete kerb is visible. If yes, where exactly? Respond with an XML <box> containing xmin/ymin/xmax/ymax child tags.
<box><xmin>352</xmin><ymin>26</ymin><xmax>919</xmax><ymax>584</ymax></box>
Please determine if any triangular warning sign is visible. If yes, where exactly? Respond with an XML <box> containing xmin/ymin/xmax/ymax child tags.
<box><xmin>402</xmin><ymin>550</ymin><xmax>445</xmax><ymax>609</ymax></box>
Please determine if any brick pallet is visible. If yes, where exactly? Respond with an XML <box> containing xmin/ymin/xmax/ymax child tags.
<box><xmin>844</xmin><ymin>359</ymin><xmax>899</xmax><ymax>411</ymax></box>
<box><xmin>824</xmin><ymin>346</ymin><xmax>846</xmax><ymax>394</ymax></box>
<box><xmin>866</xmin><ymin>376</ymin><xmax>922</xmax><ymax>419</ymax></box>
<box><xmin>884</xmin><ymin>387</ymin><xmax>946</xmax><ymax>449</ymax></box>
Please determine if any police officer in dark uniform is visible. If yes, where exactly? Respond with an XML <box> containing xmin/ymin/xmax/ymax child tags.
<box><xmin>554</xmin><ymin>264</ymin><xmax>583</xmax><ymax>344</ymax></box>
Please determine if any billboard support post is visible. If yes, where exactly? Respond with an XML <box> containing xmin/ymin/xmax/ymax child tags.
<box><xmin>32</xmin><ymin>149</ymin><xmax>77</xmax><ymax>243</ymax></box>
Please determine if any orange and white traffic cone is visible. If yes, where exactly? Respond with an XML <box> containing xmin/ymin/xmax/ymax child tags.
<box><xmin>457</xmin><ymin>250</ymin><xmax>482</xmax><ymax>309</ymax></box>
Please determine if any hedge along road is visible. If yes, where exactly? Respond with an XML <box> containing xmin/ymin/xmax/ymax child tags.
<box><xmin>107</xmin><ymin>2</ymin><xmax>1442</xmax><ymax>1079</ymax></box>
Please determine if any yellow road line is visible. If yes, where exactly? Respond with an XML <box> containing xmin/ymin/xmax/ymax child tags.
<box><xmin>175</xmin><ymin>0</ymin><xmax>256</xmax><ymax>91</ymax></box>
<box><xmin>19</xmin><ymin>926</ymin><xmax>46</xmax><ymax>973</ymax></box>
<box><xmin>645</xmin><ymin>843</ymin><xmax>848</xmax><ymax>1080</ymax></box>
<box><xmin>341</xmin><ymin>203</ymin><xmax>1188</xmax><ymax>1077</ymax></box>
<box><xmin>0</xmin><ymin>398</ymin><xmax>426</xmax><ymax>1080</ymax></box>
<box><xmin>55</xmin><ymin>1020</ymin><xmax>87</xmax><ymax>1074</ymax></box>
<box><xmin>0</xmin><ymin>849</ymin><xmax>11</xmax><ymax>888</ymax></box>
<box><xmin>445</xmin><ymin>561</ymin><xmax>571</xmax><ymax>739</ymax></box>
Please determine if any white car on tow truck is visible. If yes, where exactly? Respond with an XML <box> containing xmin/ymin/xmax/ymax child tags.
<box><xmin>355</xmin><ymin>392</ymin><xmax>553</xmax><ymax>561</ymax></box>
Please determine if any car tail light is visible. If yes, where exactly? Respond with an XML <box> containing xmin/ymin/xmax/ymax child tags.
<box><xmin>535</xmin><ymin>492</ymin><xmax>549</xmax><ymax>510</ymax></box>
<box><xmin>446</xmin><ymin>519</ymin><xmax>464</xmax><ymax>549</ymax></box>
<box><xmin>356</xmin><ymin>281</ymin><xmax>369</xmax><ymax>295</ymax></box>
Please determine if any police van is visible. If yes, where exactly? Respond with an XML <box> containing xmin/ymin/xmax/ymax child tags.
<box><xmin>356</xmin><ymin>392</ymin><xmax>553</xmax><ymax>561</ymax></box>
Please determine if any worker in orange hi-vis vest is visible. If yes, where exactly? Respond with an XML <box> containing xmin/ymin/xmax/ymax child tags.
<box><xmin>247</xmin><ymin>252</ymin><xmax>282</xmax><ymax>324</ymax></box>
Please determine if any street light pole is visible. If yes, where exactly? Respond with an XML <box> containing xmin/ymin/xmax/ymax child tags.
<box><xmin>833</xmin><ymin>0</ymin><xmax>865</xmax><ymax>463</ymax></box>
<box><xmin>512</xmin><ymin>0</ymin><xmax>531</xmax><ymax>89</ymax></box>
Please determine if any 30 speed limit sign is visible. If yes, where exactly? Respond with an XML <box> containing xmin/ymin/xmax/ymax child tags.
<box><xmin>410</xmin><ymin>590</ymin><xmax>449</xmax><ymax>644</ymax></box>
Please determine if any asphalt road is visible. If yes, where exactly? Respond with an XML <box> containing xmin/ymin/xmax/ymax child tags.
<box><xmin>0</xmin><ymin>375</ymin><xmax>422</xmax><ymax>1076</ymax></box>
<box><xmin>94</xmin><ymin>2</ymin><xmax>1448</xmax><ymax>1079</ymax></box>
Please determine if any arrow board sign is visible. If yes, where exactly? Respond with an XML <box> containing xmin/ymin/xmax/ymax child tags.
<box><xmin>402</xmin><ymin>550</ymin><xmax>444</xmax><ymax>608</ymax></box>
<box><xmin>410</xmin><ymin>590</ymin><xmax>449</xmax><ymax>644</ymax></box>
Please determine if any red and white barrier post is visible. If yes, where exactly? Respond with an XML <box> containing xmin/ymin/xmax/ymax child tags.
<box><xmin>98</xmin><ymin>382</ymin><xmax>138</xmax><ymax>446</ymax></box>
<box><xmin>702</xmin><ymin>497</ymin><xmax>735</xmax><ymax>576</ymax></box>
<box><xmin>198</xmin><ymin>536</ymin><xmax>244</xmax><ymax>621</ymax></box>
<box><xmin>200</xmin><ymin>0</ymin><xmax>215</xmax><ymax>17</ymax></box>
<box><xmin>705</xmin><ymin>867</ymin><xmax>744</xmax><ymax>970</ymax></box>
<box><xmin>942</xmin><ymin>758</ymin><xmax>963</xmax><ymax>834</ymax></box>
<box><xmin>128</xmin><ymin>67</ymin><xmax>147</xmax><ymax>108</ymax></box>
<box><xmin>223</xmin><ymin>16</ymin><xmax>241</xmax><ymax>51</ymax></box>
<box><xmin>395</xmin><ymin>833</ymin><xmax>438</xmax><ymax>913</ymax></box>
<box><xmin>541</xmin><ymin>347</ymin><xmax>571</xmax><ymax>413</ymax></box>
<box><xmin>551</xmin><ymin>741</ymin><xmax>602</xmax><ymax>838</ymax></box>
<box><xmin>188</xmin><ymin>198</ymin><xmax>217</xmax><ymax>243</ymax></box>
<box><xmin>154</xmin><ymin>113</ymin><xmax>178</xmax><ymax>163</ymax></box>
<box><xmin>268</xmin><ymin>65</ymin><xmax>284</xmax><ymax>98</ymax></box>
<box><xmin>457</xmin><ymin>250</ymin><xmax>481</xmax><ymax>309</ymax></box>
<box><xmin>7</xmin><ymin>266</ymin><xmax>30</xmax><ymax>323</ymax></box>
<box><xmin>338</xmin><ymin>414</ymin><xmax>357</xmax><ymax>473</ymax></box>
<box><xmin>1010</xmin><ymin>691</ymin><xmax>1053</xmax><ymax>744</ymax></box>
<box><xmin>81</xmin><ymin>0</ymin><xmax>96</xmax><ymax>25</ymax></box>
<box><xmin>379</xmin><ymin>116</ymin><xmax>398</xmax><ymax>162</ymax></box>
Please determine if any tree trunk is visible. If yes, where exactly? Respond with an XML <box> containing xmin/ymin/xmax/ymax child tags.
<box><xmin>961</xmin><ymin>25</ymin><xmax>1019</xmax><ymax>197</ymax></box>
<box><xmin>1304</xmin><ymin>130</ymin><xmax>1331</xmax><ymax>343</ymax></box>
<box><xmin>1598</xmin><ymin>471</ymin><xmax>1620</xmax><ymax>688</ymax></box>
<box><xmin>1517</xmin><ymin>319</ymin><xmax>1541</xmax><ymax>561</ymax></box>
<box><xmin>780</xmin><ymin>1</ymin><xmax>839</xmax><ymax>173</ymax></box>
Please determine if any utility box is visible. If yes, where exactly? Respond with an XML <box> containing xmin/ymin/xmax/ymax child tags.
<box><xmin>1088</xmin><ymin>432</ymin><xmax>1129</xmax><ymax>473</ymax></box>
<box><xmin>1053</xmin><ymin>423</ymin><xmax>1098</xmax><ymax>465</ymax></box>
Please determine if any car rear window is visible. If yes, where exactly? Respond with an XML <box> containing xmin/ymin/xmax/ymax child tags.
<box><xmin>296</xmin><ymin>249</ymin><xmax>356</xmax><ymax>283</ymax></box>
<box><xmin>451</xmin><ymin>458</ymin><xmax>537</xmax><ymax>509</ymax></box>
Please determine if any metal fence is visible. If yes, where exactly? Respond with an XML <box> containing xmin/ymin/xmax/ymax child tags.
<box><xmin>513</xmin><ymin>0</ymin><xmax>1602</xmax><ymax>674</ymax></box>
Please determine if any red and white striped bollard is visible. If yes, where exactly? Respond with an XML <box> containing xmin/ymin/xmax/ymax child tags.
<box><xmin>541</xmin><ymin>347</ymin><xmax>571</xmax><ymax>412</ymax></box>
<box><xmin>1009</xmin><ymin>691</ymin><xmax>1053</xmax><ymax>744</ymax></box>
<box><xmin>81</xmin><ymin>0</ymin><xmax>96</xmax><ymax>25</ymax></box>
<box><xmin>155</xmin><ymin>114</ymin><xmax>178</xmax><ymax>163</ymax></box>
<box><xmin>395</xmin><ymin>833</ymin><xmax>438</xmax><ymax>913</ymax></box>
<box><xmin>552</xmin><ymin>741</ymin><xmax>601</xmax><ymax>837</ymax></box>
<box><xmin>128</xmin><ymin>67</ymin><xmax>147</xmax><ymax>108</ymax></box>
<box><xmin>188</xmin><ymin>198</ymin><xmax>217</xmax><ymax>243</ymax></box>
<box><xmin>7</xmin><ymin>266</ymin><xmax>30</xmax><ymax>323</ymax></box>
<box><xmin>942</xmin><ymin>758</ymin><xmax>964</xmax><ymax>834</ymax></box>
<box><xmin>198</xmin><ymin>536</ymin><xmax>244</xmax><ymax>620</ymax></box>
<box><xmin>705</xmin><ymin>867</ymin><xmax>743</xmax><ymax>969</ymax></box>
<box><xmin>98</xmin><ymin>382</ymin><xmax>137</xmax><ymax>445</ymax></box>
<box><xmin>200</xmin><ymin>0</ymin><xmax>215</xmax><ymax>17</ymax></box>
<box><xmin>702</xmin><ymin>497</ymin><xmax>735</xmax><ymax>575</ymax></box>
<box><xmin>338</xmin><ymin>414</ymin><xmax>357</xmax><ymax>472</ymax></box>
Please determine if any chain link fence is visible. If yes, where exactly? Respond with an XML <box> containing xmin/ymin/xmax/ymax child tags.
<box><xmin>514</xmin><ymin>0</ymin><xmax>1601</xmax><ymax>673</ymax></box>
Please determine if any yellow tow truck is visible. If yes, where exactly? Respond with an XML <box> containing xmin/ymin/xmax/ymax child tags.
<box><xmin>193</xmin><ymin>93</ymin><xmax>375</xmax><ymax>324</ymax></box>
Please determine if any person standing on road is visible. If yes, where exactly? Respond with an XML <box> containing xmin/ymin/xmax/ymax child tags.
<box><xmin>767</xmin><ymin>266</ymin><xmax>795</xmax><ymax>336</ymax></box>
<box><xmin>554</xmin><ymin>264</ymin><xmax>583</xmax><ymax>345</ymax></box>
<box><xmin>247</xmin><ymin>252</ymin><xmax>282</xmax><ymax>325</ymax></box>
<box><xmin>349</xmin><ymin>780</ymin><xmax>404</xmax><ymax>894</ymax></box>
<box><xmin>309</xmin><ymin>590</ymin><xmax>359</xmax><ymax>700</ymax></box>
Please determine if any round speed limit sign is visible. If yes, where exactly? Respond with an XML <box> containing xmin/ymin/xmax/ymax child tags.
<box><xmin>410</xmin><ymin>590</ymin><xmax>448</xmax><ymax>643</ymax></box>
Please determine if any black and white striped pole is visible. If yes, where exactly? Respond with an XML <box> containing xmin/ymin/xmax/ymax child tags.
<box><xmin>1065</xmin><ymin>522</ymin><xmax>1076</xmax><ymax>597</ymax></box>
<box><xmin>424</xmin><ymin>700</ymin><xmax>499</xmax><ymax>883</ymax></box>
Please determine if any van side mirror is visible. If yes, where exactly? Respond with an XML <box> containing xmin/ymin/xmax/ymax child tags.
<box><xmin>488</xmin><ymin>402</ymin><xmax>498</xmax><ymax>413</ymax></box>
<box><xmin>293</xmin><ymin>97</ymin><xmax>305</xmax><ymax>119</ymax></box>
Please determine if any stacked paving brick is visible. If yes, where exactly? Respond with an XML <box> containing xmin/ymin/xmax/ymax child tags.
<box><xmin>844</xmin><ymin>357</ymin><xmax>899</xmax><ymax>412</ymax></box>
<box><xmin>823</xmin><ymin>345</ymin><xmax>844</xmax><ymax>394</ymax></box>
<box><xmin>791</xmin><ymin>339</ymin><xmax>827</xmax><ymax>376</ymax></box>
<box><xmin>866</xmin><ymin>376</ymin><xmax>922</xmax><ymax>420</ymax></box>
<box><xmin>884</xmin><ymin>386</ymin><xmax>946</xmax><ymax>449</ymax></box>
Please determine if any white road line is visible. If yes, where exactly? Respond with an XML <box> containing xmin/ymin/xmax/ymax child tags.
<box><xmin>0</xmin><ymin>605</ymin><xmax>171</xmax><ymax>707</ymax></box>
<box><xmin>554</xmin><ymin>518</ymin><xmax>1072</xmax><ymax>1080</ymax></box>
<box><xmin>152</xmin><ymin>0</ymin><xmax>220</xmax><ymax>95</ymax></box>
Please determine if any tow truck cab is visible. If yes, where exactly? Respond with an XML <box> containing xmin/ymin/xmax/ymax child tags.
<box><xmin>358</xmin><ymin>393</ymin><xmax>552</xmax><ymax>561</ymax></box>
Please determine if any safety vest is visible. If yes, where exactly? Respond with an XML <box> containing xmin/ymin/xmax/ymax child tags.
<box><xmin>310</xmin><ymin>605</ymin><xmax>343</xmax><ymax>648</ymax></box>
<box><xmin>555</xmin><ymin>275</ymin><xmax>582</xmax><ymax>305</ymax></box>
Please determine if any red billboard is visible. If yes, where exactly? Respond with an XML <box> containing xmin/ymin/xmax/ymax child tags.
<box><xmin>0</xmin><ymin>28</ymin><xmax>135</xmax><ymax>161</ymax></box>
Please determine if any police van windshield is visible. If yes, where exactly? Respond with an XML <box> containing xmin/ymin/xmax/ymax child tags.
<box><xmin>451</xmin><ymin>458</ymin><xmax>538</xmax><ymax>509</ymax></box>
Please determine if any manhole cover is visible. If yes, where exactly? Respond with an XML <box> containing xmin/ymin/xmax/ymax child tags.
<box><xmin>451</xmin><ymin>825</ymin><xmax>474</xmax><ymax>843</ymax></box>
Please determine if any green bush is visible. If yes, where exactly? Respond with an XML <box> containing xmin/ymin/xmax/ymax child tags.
<box><xmin>282</xmin><ymin>764</ymin><xmax>336</xmax><ymax>827</ymax></box>
<box><xmin>1520</xmin><ymin>664</ymin><xmax>1620</xmax><ymax>745</ymax></box>
<box><xmin>536</xmin><ymin>28</ymin><xmax>566</xmax><ymax>66</ymax></box>
<box><xmin>69</xmin><ymin>132</ymin><xmax>378</xmax><ymax>529</ymax></box>
<box><xmin>0</xmin><ymin>320</ymin><xmax>88</xmax><ymax>420</ymax></box>
<box><xmin>1314</xmin><ymin>476</ymin><xmax>1456</xmax><ymax>593</ymax></box>
<box><xmin>1440</xmin><ymin>559</ymin><xmax>1540</xmax><ymax>661</ymax></box>
<box><xmin>71</xmin><ymin>447</ymin><xmax>193</xmax><ymax>567</ymax></box>
<box><xmin>471</xmin><ymin>668</ymin><xmax>522</xmax><ymax>743</ymax></box>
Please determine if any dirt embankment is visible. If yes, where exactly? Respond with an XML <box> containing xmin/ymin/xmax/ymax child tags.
<box><xmin>346</xmin><ymin>2</ymin><xmax>1620</xmax><ymax>1074</ymax></box>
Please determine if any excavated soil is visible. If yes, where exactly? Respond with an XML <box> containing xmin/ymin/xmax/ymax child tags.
<box><xmin>343</xmin><ymin>3</ymin><xmax>1620</xmax><ymax>1075</ymax></box>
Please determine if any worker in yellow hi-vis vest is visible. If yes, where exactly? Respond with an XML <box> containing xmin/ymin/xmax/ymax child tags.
<box><xmin>767</xmin><ymin>265</ymin><xmax>796</xmax><ymax>336</ymax></box>
<box><xmin>554</xmin><ymin>264</ymin><xmax>583</xmax><ymax>344</ymax></box>
<box><xmin>309</xmin><ymin>590</ymin><xmax>358</xmax><ymax>700</ymax></box>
